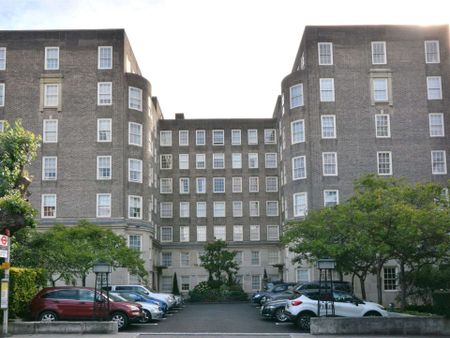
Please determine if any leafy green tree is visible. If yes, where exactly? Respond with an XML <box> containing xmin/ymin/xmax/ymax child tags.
<box><xmin>199</xmin><ymin>240</ymin><xmax>239</xmax><ymax>286</ymax></box>
<box><xmin>172</xmin><ymin>272</ymin><xmax>180</xmax><ymax>295</ymax></box>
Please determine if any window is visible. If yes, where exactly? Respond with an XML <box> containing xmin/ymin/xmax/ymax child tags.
<box><xmin>212</xmin><ymin>129</ymin><xmax>224</xmax><ymax>145</ymax></box>
<box><xmin>377</xmin><ymin>151</ymin><xmax>392</xmax><ymax>175</ymax></box>
<box><xmin>213</xmin><ymin>153</ymin><xmax>225</xmax><ymax>169</ymax></box>
<box><xmin>160</xmin><ymin>202</ymin><xmax>173</xmax><ymax>218</ymax></box>
<box><xmin>233</xmin><ymin>225</ymin><xmax>243</xmax><ymax>241</ymax></box>
<box><xmin>231</xmin><ymin>129</ymin><xmax>241</xmax><ymax>145</ymax></box>
<box><xmin>0</xmin><ymin>47</ymin><xmax>5</xmax><ymax>70</ymax></box>
<box><xmin>234</xmin><ymin>251</ymin><xmax>243</xmax><ymax>265</ymax></box>
<box><xmin>292</xmin><ymin>156</ymin><xmax>306</xmax><ymax>180</ymax></box>
<box><xmin>383</xmin><ymin>267</ymin><xmax>397</xmax><ymax>291</ymax></box>
<box><xmin>321</xmin><ymin>115</ymin><xmax>336</xmax><ymax>139</ymax></box>
<box><xmin>160</xmin><ymin>131</ymin><xmax>172</xmax><ymax>146</ymax></box>
<box><xmin>197</xmin><ymin>226</ymin><xmax>207</xmax><ymax>242</ymax></box>
<box><xmin>267</xmin><ymin>225</ymin><xmax>279</xmax><ymax>241</ymax></box>
<box><xmin>42</xmin><ymin>156</ymin><xmax>57</xmax><ymax>180</ymax></box>
<box><xmin>128</xmin><ymin>159</ymin><xmax>143</xmax><ymax>183</ymax></box>
<box><xmin>180</xmin><ymin>227</ymin><xmax>190</xmax><ymax>242</ymax></box>
<box><xmin>425</xmin><ymin>40</ymin><xmax>440</xmax><ymax>64</ymax></box>
<box><xmin>232</xmin><ymin>153</ymin><xmax>242</xmax><ymax>169</ymax></box>
<box><xmin>290</xmin><ymin>84</ymin><xmax>304</xmax><ymax>108</ymax></box>
<box><xmin>264</xmin><ymin>129</ymin><xmax>276</xmax><ymax>144</ymax></box>
<box><xmin>291</xmin><ymin>120</ymin><xmax>305</xmax><ymax>144</ymax></box>
<box><xmin>322</xmin><ymin>152</ymin><xmax>338</xmax><ymax>176</ymax></box>
<box><xmin>97</xmin><ymin>119</ymin><xmax>112</xmax><ymax>142</ymax></box>
<box><xmin>214</xmin><ymin>226</ymin><xmax>226</xmax><ymax>241</ymax></box>
<box><xmin>96</xmin><ymin>193</ymin><xmax>111</xmax><ymax>217</ymax></box>
<box><xmin>266</xmin><ymin>201</ymin><xmax>279</xmax><ymax>216</ymax></box>
<box><xmin>250</xmin><ymin>225</ymin><xmax>260</xmax><ymax>241</ymax></box>
<box><xmin>232</xmin><ymin>177</ymin><xmax>242</xmax><ymax>193</ymax></box>
<box><xmin>160</xmin><ymin>178</ymin><xmax>173</xmax><ymax>194</ymax></box>
<box><xmin>233</xmin><ymin>201</ymin><xmax>243</xmax><ymax>217</ymax></box>
<box><xmin>431</xmin><ymin>150</ymin><xmax>447</xmax><ymax>175</ymax></box>
<box><xmin>248</xmin><ymin>129</ymin><xmax>258</xmax><ymax>145</ymax></box>
<box><xmin>161</xmin><ymin>227</ymin><xmax>173</xmax><ymax>243</ymax></box>
<box><xmin>213</xmin><ymin>202</ymin><xmax>226</xmax><ymax>217</ymax></box>
<box><xmin>213</xmin><ymin>177</ymin><xmax>225</xmax><ymax>193</ymax></box>
<box><xmin>293</xmin><ymin>192</ymin><xmax>307</xmax><ymax>217</ymax></box>
<box><xmin>427</xmin><ymin>76</ymin><xmax>442</xmax><ymax>100</ymax></box>
<box><xmin>318</xmin><ymin>42</ymin><xmax>333</xmax><ymax>65</ymax></box>
<box><xmin>373</xmin><ymin>79</ymin><xmax>388</xmax><ymax>102</ymax></box>
<box><xmin>179</xmin><ymin>177</ymin><xmax>189</xmax><ymax>194</ymax></box>
<box><xmin>160</xmin><ymin>154</ymin><xmax>172</xmax><ymax>170</ymax></box>
<box><xmin>0</xmin><ymin>83</ymin><xmax>4</xmax><ymax>106</ymax></box>
<box><xmin>249</xmin><ymin>201</ymin><xmax>259</xmax><ymax>217</ymax></box>
<box><xmin>251</xmin><ymin>251</ymin><xmax>260</xmax><ymax>266</ymax></box>
<box><xmin>98</xmin><ymin>46</ymin><xmax>112</xmax><ymax>69</ymax></box>
<box><xmin>296</xmin><ymin>269</ymin><xmax>310</xmax><ymax>283</ymax></box>
<box><xmin>179</xmin><ymin>130</ymin><xmax>189</xmax><ymax>146</ymax></box>
<box><xmin>161</xmin><ymin>251</ymin><xmax>172</xmax><ymax>265</ymax></box>
<box><xmin>266</xmin><ymin>176</ymin><xmax>278</xmax><ymax>192</ymax></box>
<box><xmin>128</xmin><ymin>122</ymin><xmax>142</xmax><ymax>146</ymax></box>
<box><xmin>44</xmin><ymin>84</ymin><xmax>59</xmax><ymax>107</ymax></box>
<box><xmin>128</xmin><ymin>195</ymin><xmax>142</xmax><ymax>219</ymax></box>
<box><xmin>45</xmin><ymin>47</ymin><xmax>59</xmax><ymax>70</ymax></box>
<box><xmin>42</xmin><ymin>194</ymin><xmax>56</xmax><ymax>218</ymax></box>
<box><xmin>251</xmin><ymin>275</ymin><xmax>261</xmax><ymax>290</ymax></box>
<box><xmin>179</xmin><ymin>154</ymin><xmax>189</xmax><ymax>170</ymax></box>
<box><xmin>320</xmin><ymin>78</ymin><xmax>335</xmax><ymax>102</ymax></box>
<box><xmin>128</xmin><ymin>87</ymin><xmax>142</xmax><ymax>111</ymax></box>
<box><xmin>324</xmin><ymin>190</ymin><xmax>339</xmax><ymax>207</ymax></box>
<box><xmin>196</xmin><ymin>154</ymin><xmax>206</xmax><ymax>169</ymax></box>
<box><xmin>265</xmin><ymin>153</ymin><xmax>277</xmax><ymax>168</ymax></box>
<box><xmin>97</xmin><ymin>156</ymin><xmax>112</xmax><ymax>180</ymax></box>
<box><xmin>129</xmin><ymin>235</ymin><xmax>141</xmax><ymax>251</ymax></box>
<box><xmin>196</xmin><ymin>177</ymin><xmax>206</xmax><ymax>194</ymax></box>
<box><xmin>196</xmin><ymin>130</ymin><xmax>205</xmax><ymax>145</ymax></box>
<box><xmin>43</xmin><ymin>119</ymin><xmax>58</xmax><ymax>143</ymax></box>
<box><xmin>375</xmin><ymin>114</ymin><xmax>390</xmax><ymax>137</ymax></box>
<box><xmin>371</xmin><ymin>41</ymin><xmax>387</xmax><ymax>64</ymax></box>
<box><xmin>248</xmin><ymin>153</ymin><xmax>258</xmax><ymax>169</ymax></box>
<box><xmin>249</xmin><ymin>176</ymin><xmax>259</xmax><ymax>193</ymax></box>
<box><xmin>196</xmin><ymin>202</ymin><xmax>206</xmax><ymax>218</ymax></box>
<box><xmin>97</xmin><ymin>82</ymin><xmax>112</xmax><ymax>105</ymax></box>
<box><xmin>429</xmin><ymin>113</ymin><xmax>445</xmax><ymax>137</ymax></box>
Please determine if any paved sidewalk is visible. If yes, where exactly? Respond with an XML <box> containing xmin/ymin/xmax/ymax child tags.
<box><xmin>7</xmin><ymin>334</ymin><xmax>450</xmax><ymax>338</ymax></box>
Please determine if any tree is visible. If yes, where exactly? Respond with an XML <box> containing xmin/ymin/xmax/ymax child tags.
<box><xmin>199</xmin><ymin>240</ymin><xmax>239</xmax><ymax>286</ymax></box>
<box><xmin>172</xmin><ymin>272</ymin><xmax>180</xmax><ymax>295</ymax></box>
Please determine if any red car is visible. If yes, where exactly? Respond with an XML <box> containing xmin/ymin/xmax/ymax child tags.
<box><xmin>30</xmin><ymin>287</ymin><xmax>144</xmax><ymax>329</ymax></box>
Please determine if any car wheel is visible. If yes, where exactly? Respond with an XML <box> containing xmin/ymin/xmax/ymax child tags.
<box><xmin>111</xmin><ymin>311</ymin><xmax>128</xmax><ymax>330</ymax></box>
<box><xmin>38</xmin><ymin>310</ymin><xmax>58</xmax><ymax>322</ymax></box>
<box><xmin>297</xmin><ymin>311</ymin><xmax>315</xmax><ymax>331</ymax></box>
<box><xmin>275</xmin><ymin>308</ymin><xmax>289</xmax><ymax>322</ymax></box>
<box><xmin>139</xmin><ymin>309</ymin><xmax>151</xmax><ymax>323</ymax></box>
<box><xmin>364</xmin><ymin>311</ymin><xmax>382</xmax><ymax>317</ymax></box>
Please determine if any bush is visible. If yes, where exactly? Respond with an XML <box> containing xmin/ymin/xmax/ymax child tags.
<box><xmin>433</xmin><ymin>292</ymin><xmax>450</xmax><ymax>317</ymax></box>
<box><xmin>188</xmin><ymin>281</ymin><xmax>247</xmax><ymax>302</ymax></box>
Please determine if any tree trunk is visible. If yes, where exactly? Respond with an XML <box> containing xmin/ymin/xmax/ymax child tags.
<box><xmin>358</xmin><ymin>275</ymin><xmax>367</xmax><ymax>300</ymax></box>
<box><xmin>82</xmin><ymin>274</ymin><xmax>86</xmax><ymax>287</ymax></box>
<box><xmin>400</xmin><ymin>261</ymin><xmax>407</xmax><ymax>310</ymax></box>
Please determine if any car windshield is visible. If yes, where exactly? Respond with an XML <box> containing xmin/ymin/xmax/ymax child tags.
<box><xmin>108</xmin><ymin>293</ymin><xmax>127</xmax><ymax>302</ymax></box>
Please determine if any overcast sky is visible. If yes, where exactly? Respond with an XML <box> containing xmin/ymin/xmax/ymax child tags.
<box><xmin>0</xmin><ymin>0</ymin><xmax>448</xmax><ymax>119</ymax></box>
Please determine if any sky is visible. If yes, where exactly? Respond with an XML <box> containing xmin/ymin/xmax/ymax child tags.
<box><xmin>0</xmin><ymin>0</ymin><xmax>449</xmax><ymax>119</ymax></box>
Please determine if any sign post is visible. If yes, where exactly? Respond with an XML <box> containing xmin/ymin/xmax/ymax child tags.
<box><xmin>0</xmin><ymin>233</ymin><xmax>10</xmax><ymax>336</ymax></box>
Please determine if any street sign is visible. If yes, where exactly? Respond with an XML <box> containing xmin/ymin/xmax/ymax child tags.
<box><xmin>1</xmin><ymin>279</ymin><xmax>8</xmax><ymax>309</ymax></box>
<box><xmin>0</xmin><ymin>235</ymin><xmax>8</xmax><ymax>248</ymax></box>
<box><xmin>0</xmin><ymin>250</ymin><xmax>7</xmax><ymax>258</ymax></box>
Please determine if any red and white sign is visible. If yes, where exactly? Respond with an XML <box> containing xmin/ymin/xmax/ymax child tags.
<box><xmin>0</xmin><ymin>236</ymin><xmax>8</xmax><ymax>248</ymax></box>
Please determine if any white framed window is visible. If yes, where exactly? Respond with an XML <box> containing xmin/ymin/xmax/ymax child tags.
<box><xmin>0</xmin><ymin>47</ymin><xmax>5</xmax><ymax>70</ymax></box>
<box><xmin>98</xmin><ymin>46</ymin><xmax>113</xmax><ymax>69</ymax></box>
<box><xmin>322</xmin><ymin>152</ymin><xmax>338</xmax><ymax>176</ymax></box>
<box><xmin>291</xmin><ymin>120</ymin><xmax>305</xmax><ymax>144</ymax></box>
<box><xmin>268</xmin><ymin>250</ymin><xmax>279</xmax><ymax>265</ymax></box>
<box><xmin>196</xmin><ymin>130</ymin><xmax>206</xmax><ymax>145</ymax></box>
<box><xmin>128</xmin><ymin>235</ymin><xmax>142</xmax><ymax>251</ymax></box>
<box><xmin>213</xmin><ymin>202</ymin><xmax>226</xmax><ymax>217</ymax></box>
<box><xmin>196</xmin><ymin>177</ymin><xmax>206</xmax><ymax>194</ymax></box>
<box><xmin>250</xmin><ymin>225</ymin><xmax>260</xmax><ymax>241</ymax></box>
<box><xmin>179</xmin><ymin>130</ymin><xmax>189</xmax><ymax>146</ymax></box>
<box><xmin>427</xmin><ymin>76</ymin><xmax>442</xmax><ymax>100</ymax></box>
<box><xmin>290</xmin><ymin>84</ymin><xmax>304</xmax><ymax>108</ymax></box>
<box><xmin>267</xmin><ymin>225</ymin><xmax>279</xmax><ymax>241</ymax></box>
<box><xmin>161</xmin><ymin>227</ymin><xmax>173</xmax><ymax>243</ymax></box>
<box><xmin>97</xmin><ymin>82</ymin><xmax>112</xmax><ymax>105</ymax></box>
<box><xmin>179</xmin><ymin>154</ymin><xmax>189</xmax><ymax>170</ymax></box>
<box><xmin>248</xmin><ymin>153</ymin><xmax>258</xmax><ymax>169</ymax></box>
<box><xmin>231</xmin><ymin>129</ymin><xmax>241</xmax><ymax>145</ymax></box>
<box><xmin>213</xmin><ymin>177</ymin><xmax>225</xmax><ymax>193</ymax></box>
<box><xmin>373</xmin><ymin>79</ymin><xmax>388</xmax><ymax>102</ymax></box>
<box><xmin>377</xmin><ymin>151</ymin><xmax>392</xmax><ymax>175</ymax></box>
<box><xmin>160</xmin><ymin>130</ymin><xmax>172</xmax><ymax>146</ymax></box>
<box><xmin>371</xmin><ymin>41</ymin><xmax>387</xmax><ymax>64</ymax></box>
<box><xmin>213</xmin><ymin>153</ymin><xmax>225</xmax><ymax>169</ymax></box>
<box><xmin>45</xmin><ymin>47</ymin><xmax>59</xmax><ymax>70</ymax></box>
<box><xmin>196</xmin><ymin>154</ymin><xmax>206</xmax><ymax>169</ymax></box>
<box><xmin>128</xmin><ymin>122</ymin><xmax>142</xmax><ymax>146</ymax></box>
<box><xmin>41</xmin><ymin>194</ymin><xmax>56</xmax><ymax>218</ymax></box>
<box><xmin>429</xmin><ymin>113</ymin><xmax>445</xmax><ymax>137</ymax></box>
<box><xmin>264</xmin><ymin>129</ymin><xmax>277</xmax><ymax>144</ymax></box>
<box><xmin>160</xmin><ymin>154</ymin><xmax>172</xmax><ymax>170</ymax></box>
<box><xmin>251</xmin><ymin>251</ymin><xmax>260</xmax><ymax>266</ymax></box>
<box><xmin>44</xmin><ymin>84</ymin><xmax>59</xmax><ymax>107</ymax></box>
<box><xmin>251</xmin><ymin>275</ymin><xmax>261</xmax><ymax>289</ymax></box>
<box><xmin>160</xmin><ymin>178</ymin><xmax>173</xmax><ymax>194</ymax></box>
<box><xmin>249</xmin><ymin>201</ymin><xmax>260</xmax><ymax>217</ymax></box>
<box><xmin>232</xmin><ymin>201</ymin><xmax>243</xmax><ymax>217</ymax></box>
<box><xmin>234</xmin><ymin>251</ymin><xmax>243</xmax><ymax>265</ymax></box>
<box><xmin>197</xmin><ymin>226</ymin><xmax>207</xmax><ymax>242</ymax></box>
<box><xmin>425</xmin><ymin>40</ymin><xmax>440</xmax><ymax>64</ymax></box>
<box><xmin>232</xmin><ymin>153</ymin><xmax>242</xmax><ymax>169</ymax></box>
<box><xmin>249</xmin><ymin>176</ymin><xmax>259</xmax><ymax>193</ymax></box>
<box><xmin>265</xmin><ymin>153</ymin><xmax>277</xmax><ymax>169</ymax></box>
<box><xmin>248</xmin><ymin>129</ymin><xmax>258</xmax><ymax>145</ymax></box>
<box><xmin>42</xmin><ymin>156</ymin><xmax>57</xmax><ymax>180</ymax></box>
<box><xmin>212</xmin><ymin>129</ymin><xmax>224</xmax><ymax>145</ymax></box>
<box><xmin>180</xmin><ymin>203</ymin><xmax>190</xmax><ymax>218</ymax></box>
<box><xmin>232</xmin><ymin>177</ymin><xmax>242</xmax><ymax>193</ymax></box>
<box><xmin>128</xmin><ymin>87</ymin><xmax>143</xmax><ymax>111</ymax></box>
<box><xmin>160</xmin><ymin>202</ymin><xmax>173</xmax><ymax>218</ymax></box>
<box><xmin>128</xmin><ymin>159</ymin><xmax>143</xmax><ymax>183</ymax></box>
<box><xmin>383</xmin><ymin>267</ymin><xmax>397</xmax><ymax>291</ymax></box>
<box><xmin>128</xmin><ymin>195</ymin><xmax>142</xmax><ymax>219</ymax></box>
<box><xmin>213</xmin><ymin>226</ymin><xmax>226</xmax><ymax>241</ymax></box>
<box><xmin>321</xmin><ymin>115</ymin><xmax>336</xmax><ymax>139</ymax></box>
<box><xmin>266</xmin><ymin>176</ymin><xmax>278</xmax><ymax>192</ymax></box>
<box><xmin>296</xmin><ymin>269</ymin><xmax>310</xmax><ymax>283</ymax></box>
<box><xmin>324</xmin><ymin>190</ymin><xmax>339</xmax><ymax>207</ymax></box>
<box><xmin>266</xmin><ymin>201</ymin><xmax>279</xmax><ymax>217</ymax></box>
<box><xmin>179</xmin><ymin>177</ymin><xmax>190</xmax><ymax>194</ymax></box>
<box><xmin>292</xmin><ymin>156</ymin><xmax>306</xmax><ymax>180</ymax></box>
<box><xmin>320</xmin><ymin>78</ymin><xmax>335</xmax><ymax>102</ymax></box>
<box><xmin>318</xmin><ymin>42</ymin><xmax>333</xmax><ymax>65</ymax></box>
<box><xmin>233</xmin><ymin>225</ymin><xmax>243</xmax><ymax>241</ymax></box>
<box><xmin>161</xmin><ymin>252</ymin><xmax>172</xmax><ymax>267</ymax></box>
<box><xmin>293</xmin><ymin>192</ymin><xmax>307</xmax><ymax>217</ymax></box>
<box><xmin>196</xmin><ymin>202</ymin><xmax>206</xmax><ymax>218</ymax></box>
<box><xmin>97</xmin><ymin>118</ymin><xmax>112</xmax><ymax>142</ymax></box>
<box><xmin>375</xmin><ymin>114</ymin><xmax>391</xmax><ymax>138</ymax></box>
<box><xmin>43</xmin><ymin>119</ymin><xmax>58</xmax><ymax>143</ymax></box>
<box><xmin>97</xmin><ymin>156</ymin><xmax>112</xmax><ymax>180</ymax></box>
<box><xmin>180</xmin><ymin>251</ymin><xmax>190</xmax><ymax>264</ymax></box>
<box><xmin>431</xmin><ymin>150</ymin><xmax>447</xmax><ymax>175</ymax></box>
<box><xmin>96</xmin><ymin>193</ymin><xmax>111</xmax><ymax>218</ymax></box>
<box><xmin>0</xmin><ymin>83</ymin><xmax>4</xmax><ymax>107</ymax></box>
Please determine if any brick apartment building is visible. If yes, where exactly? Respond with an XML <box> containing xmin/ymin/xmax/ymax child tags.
<box><xmin>0</xmin><ymin>25</ymin><xmax>448</xmax><ymax>303</ymax></box>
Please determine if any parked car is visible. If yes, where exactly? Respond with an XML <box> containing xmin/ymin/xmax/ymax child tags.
<box><xmin>110</xmin><ymin>292</ymin><xmax>163</xmax><ymax>323</ymax></box>
<box><xmin>252</xmin><ymin>283</ymin><xmax>296</xmax><ymax>305</ymax></box>
<box><xmin>260</xmin><ymin>299</ymin><xmax>290</xmax><ymax>322</ymax></box>
<box><xmin>105</xmin><ymin>285</ymin><xmax>176</xmax><ymax>308</ymax></box>
<box><xmin>108</xmin><ymin>289</ymin><xmax>168</xmax><ymax>313</ymax></box>
<box><xmin>30</xmin><ymin>287</ymin><xmax>144</xmax><ymax>330</ymax></box>
<box><xmin>285</xmin><ymin>290</ymin><xmax>388</xmax><ymax>331</ymax></box>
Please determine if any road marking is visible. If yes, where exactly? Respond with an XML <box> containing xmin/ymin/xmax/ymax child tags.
<box><xmin>137</xmin><ymin>323</ymin><xmax>159</xmax><ymax>326</ymax></box>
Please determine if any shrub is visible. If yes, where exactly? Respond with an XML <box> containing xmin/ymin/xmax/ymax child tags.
<box><xmin>188</xmin><ymin>281</ymin><xmax>247</xmax><ymax>302</ymax></box>
<box><xmin>432</xmin><ymin>292</ymin><xmax>450</xmax><ymax>317</ymax></box>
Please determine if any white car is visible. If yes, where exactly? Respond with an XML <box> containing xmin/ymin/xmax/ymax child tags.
<box><xmin>285</xmin><ymin>290</ymin><xmax>388</xmax><ymax>330</ymax></box>
<box><xmin>110</xmin><ymin>292</ymin><xmax>163</xmax><ymax>323</ymax></box>
<box><xmin>108</xmin><ymin>285</ymin><xmax>176</xmax><ymax>308</ymax></box>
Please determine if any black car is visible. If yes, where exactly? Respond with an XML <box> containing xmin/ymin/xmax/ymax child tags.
<box><xmin>260</xmin><ymin>299</ymin><xmax>290</xmax><ymax>322</ymax></box>
<box><xmin>251</xmin><ymin>283</ymin><xmax>296</xmax><ymax>305</ymax></box>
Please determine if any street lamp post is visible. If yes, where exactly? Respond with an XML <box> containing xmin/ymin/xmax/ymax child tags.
<box><xmin>93</xmin><ymin>262</ymin><xmax>112</xmax><ymax>321</ymax></box>
<box><xmin>317</xmin><ymin>258</ymin><xmax>336</xmax><ymax>317</ymax></box>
